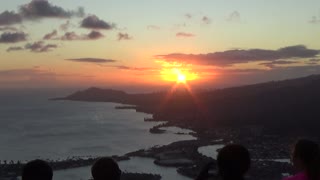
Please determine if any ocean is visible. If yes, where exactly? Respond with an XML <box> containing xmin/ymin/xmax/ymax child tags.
<box><xmin>0</xmin><ymin>89</ymin><xmax>194</xmax><ymax>179</ymax></box>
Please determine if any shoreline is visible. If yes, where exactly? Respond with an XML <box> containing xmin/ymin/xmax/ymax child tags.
<box><xmin>0</xmin><ymin>119</ymin><xmax>295</xmax><ymax>180</ymax></box>
<box><xmin>0</xmin><ymin>105</ymin><xmax>196</xmax><ymax>179</ymax></box>
<box><xmin>0</xmin><ymin>102</ymin><xmax>300</xmax><ymax>180</ymax></box>
<box><xmin>5</xmin><ymin>73</ymin><xmax>320</xmax><ymax>179</ymax></box>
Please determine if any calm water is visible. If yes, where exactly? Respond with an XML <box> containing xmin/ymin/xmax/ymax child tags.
<box><xmin>0</xmin><ymin>89</ymin><xmax>195</xmax><ymax>161</ymax></box>
<box><xmin>54</xmin><ymin>157</ymin><xmax>192</xmax><ymax>180</ymax></box>
<box><xmin>197</xmin><ymin>144</ymin><xmax>224</xmax><ymax>160</ymax></box>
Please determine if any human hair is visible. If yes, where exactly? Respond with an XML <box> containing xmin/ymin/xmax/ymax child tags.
<box><xmin>217</xmin><ymin>144</ymin><xmax>250</xmax><ymax>180</ymax></box>
<box><xmin>293</xmin><ymin>139</ymin><xmax>320</xmax><ymax>180</ymax></box>
<box><xmin>22</xmin><ymin>159</ymin><xmax>53</xmax><ymax>180</ymax></box>
<box><xmin>91</xmin><ymin>157</ymin><xmax>121</xmax><ymax>180</ymax></box>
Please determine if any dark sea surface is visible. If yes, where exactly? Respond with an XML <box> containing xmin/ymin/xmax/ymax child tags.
<box><xmin>0</xmin><ymin>89</ymin><xmax>195</xmax><ymax>162</ymax></box>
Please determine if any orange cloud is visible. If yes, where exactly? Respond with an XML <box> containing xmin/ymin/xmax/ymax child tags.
<box><xmin>176</xmin><ymin>32</ymin><xmax>195</xmax><ymax>38</ymax></box>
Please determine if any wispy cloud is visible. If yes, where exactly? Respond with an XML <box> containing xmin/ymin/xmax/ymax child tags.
<box><xmin>0</xmin><ymin>67</ymin><xmax>52</xmax><ymax>77</ymax></box>
<box><xmin>185</xmin><ymin>13</ymin><xmax>192</xmax><ymax>19</ymax></box>
<box><xmin>259</xmin><ymin>60</ymin><xmax>297</xmax><ymax>68</ymax></box>
<box><xmin>81</xmin><ymin>15</ymin><xmax>115</xmax><ymax>30</ymax></box>
<box><xmin>60</xmin><ymin>20</ymin><xmax>72</xmax><ymax>31</ymax></box>
<box><xmin>202</xmin><ymin>16</ymin><xmax>211</xmax><ymax>24</ymax></box>
<box><xmin>196</xmin><ymin>65</ymin><xmax>320</xmax><ymax>88</ymax></box>
<box><xmin>43</xmin><ymin>30</ymin><xmax>58</xmax><ymax>40</ymax></box>
<box><xmin>197</xmin><ymin>67</ymin><xmax>265</xmax><ymax>75</ymax></box>
<box><xmin>25</xmin><ymin>41</ymin><xmax>58</xmax><ymax>53</ymax></box>
<box><xmin>0</xmin><ymin>32</ymin><xmax>27</xmax><ymax>43</ymax></box>
<box><xmin>59</xmin><ymin>32</ymin><xmax>80</xmax><ymax>41</ymax></box>
<box><xmin>226</xmin><ymin>11</ymin><xmax>241</xmax><ymax>22</ymax></box>
<box><xmin>57</xmin><ymin>30</ymin><xmax>104</xmax><ymax>41</ymax></box>
<box><xmin>147</xmin><ymin>25</ymin><xmax>161</xmax><ymax>30</ymax></box>
<box><xmin>309</xmin><ymin>16</ymin><xmax>320</xmax><ymax>24</ymax></box>
<box><xmin>6</xmin><ymin>46</ymin><xmax>24</xmax><ymax>52</ymax></box>
<box><xmin>307</xmin><ymin>58</ymin><xmax>320</xmax><ymax>65</ymax></box>
<box><xmin>0</xmin><ymin>26</ymin><xmax>18</xmax><ymax>31</ymax></box>
<box><xmin>0</xmin><ymin>67</ymin><xmax>95</xmax><ymax>87</ymax></box>
<box><xmin>115</xmin><ymin>65</ymin><xmax>156</xmax><ymax>71</ymax></box>
<box><xmin>176</xmin><ymin>32</ymin><xmax>195</xmax><ymax>38</ymax></box>
<box><xmin>118</xmin><ymin>33</ymin><xmax>132</xmax><ymax>41</ymax></box>
<box><xmin>173</xmin><ymin>23</ymin><xmax>187</xmax><ymax>29</ymax></box>
<box><xmin>0</xmin><ymin>67</ymin><xmax>94</xmax><ymax>78</ymax></box>
<box><xmin>156</xmin><ymin>45</ymin><xmax>320</xmax><ymax>67</ymax></box>
<box><xmin>310</xmin><ymin>58</ymin><xmax>320</xmax><ymax>62</ymax></box>
<box><xmin>7</xmin><ymin>41</ymin><xmax>58</xmax><ymax>53</ymax></box>
<box><xmin>66</xmin><ymin>58</ymin><xmax>116</xmax><ymax>63</ymax></box>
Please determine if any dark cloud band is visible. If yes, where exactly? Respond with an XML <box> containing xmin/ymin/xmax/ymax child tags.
<box><xmin>66</xmin><ymin>58</ymin><xmax>116</xmax><ymax>63</ymax></box>
<box><xmin>0</xmin><ymin>32</ymin><xmax>27</xmax><ymax>43</ymax></box>
<box><xmin>19</xmin><ymin>0</ymin><xmax>84</xmax><ymax>19</ymax></box>
<box><xmin>0</xmin><ymin>11</ymin><xmax>22</xmax><ymax>26</ymax></box>
<box><xmin>81</xmin><ymin>15</ymin><xmax>114</xmax><ymax>30</ymax></box>
<box><xmin>7</xmin><ymin>41</ymin><xmax>58</xmax><ymax>53</ymax></box>
<box><xmin>157</xmin><ymin>45</ymin><xmax>320</xmax><ymax>67</ymax></box>
<box><xmin>25</xmin><ymin>41</ymin><xmax>57</xmax><ymax>52</ymax></box>
<box><xmin>62</xmin><ymin>31</ymin><xmax>104</xmax><ymax>40</ymax></box>
<box><xmin>6</xmin><ymin>46</ymin><xmax>24</xmax><ymax>52</ymax></box>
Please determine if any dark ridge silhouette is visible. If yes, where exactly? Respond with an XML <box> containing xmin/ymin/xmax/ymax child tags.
<box><xmin>65</xmin><ymin>87</ymin><xmax>128</xmax><ymax>102</ymax></box>
<box><xmin>57</xmin><ymin>74</ymin><xmax>320</xmax><ymax>135</ymax></box>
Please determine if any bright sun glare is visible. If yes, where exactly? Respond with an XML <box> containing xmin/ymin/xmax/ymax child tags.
<box><xmin>160</xmin><ymin>67</ymin><xmax>198</xmax><ymax>83</ymax></box>
<box><xmin>177</xmin><ymin>73</ymin><xmax>186</xmax><ymax>83</ymax></box>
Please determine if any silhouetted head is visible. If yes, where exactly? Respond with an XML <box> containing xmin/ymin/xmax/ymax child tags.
<box><xmin>22</xmin><ymin>159</ymin><xmax>53</xmax><ymax>180</ymax></box>
<box><xmin>91</xmin><ymin>157</ymin><xmax>121</xmax><ymax>180</ymax></box>
<box><xmin>292</xmin><ymin>139</ymin><xmax>320</xmax><ymax>179</ymax></box>
<box><xmin>217</xmin><ymin>144</ymin><xmax>250</xmax><ymax>179</ymax></box>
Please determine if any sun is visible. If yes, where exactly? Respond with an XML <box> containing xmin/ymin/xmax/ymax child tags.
<box><xmin>160</xmin><ymin>67</ymin><xmax>198</xmax><ymax>83</ymax></box>
<box><xmin>177</xmin><ymin>74</ymin><xmax>186</xmax><ymax>83</ymax></box>
<box><xmin>177</xmin><ymin>73</ymin><xmax>186</xmax><ymax>83</ymax></box>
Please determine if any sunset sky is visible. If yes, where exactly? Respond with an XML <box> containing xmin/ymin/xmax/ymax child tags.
<box><xmin>0</xmin><ymin>0</ymin><xmax>320</xmax><ymax>90</ymax></box>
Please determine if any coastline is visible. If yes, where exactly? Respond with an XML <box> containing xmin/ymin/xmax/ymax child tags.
<box><xmin>7</xmin><ymin>83</ymin><xmax>317</xmax><ymax>180</ymax></box>
<box><xmin>0</xmin><ymin>103</ymin><xmax>295</xmax><ymax>180</ymax></box>
<box><xmin>0</xmin><ymin>102</ymin><xmax>196</xmax><ymax>180</ymax></box>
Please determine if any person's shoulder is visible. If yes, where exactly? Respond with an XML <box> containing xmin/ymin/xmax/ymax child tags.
<box><xmin>283</xmin><ymin>172</ymin><xmax>308</xmax><ymax>180</ymax></box>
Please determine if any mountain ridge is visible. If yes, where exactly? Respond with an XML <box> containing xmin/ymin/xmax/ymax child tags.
<box><xmin>57</xmin><ymin>74</ymin><xmax>320</xmax><ymax>134</ymax></box>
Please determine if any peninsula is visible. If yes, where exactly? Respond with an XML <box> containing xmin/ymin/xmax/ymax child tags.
<box><xmin>50</xmin><ymin>74</ymin><xmax>320</xmax><ymax>179</ymax></box>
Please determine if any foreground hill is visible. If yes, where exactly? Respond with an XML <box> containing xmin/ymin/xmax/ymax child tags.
<box><xmin>58</xmin><ymin>74</ymin><xmax>320</xmax><ymax>134</ymax></box>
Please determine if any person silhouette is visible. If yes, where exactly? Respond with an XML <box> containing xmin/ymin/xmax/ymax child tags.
<box><xmin>91</xmin><ymin>157</ymin><xmax>121</xmax><ymax>180</ymax></box>
<box><xmin>22</xmin><ymin>159</ymin><xmax>53</xmax><ymax>180</ymax></box>
<box><xmin>196</xmin><ymin>144</ymin><xmax>251</xmax><ymax>180</ymax></box>
<box><xmin>284</xmin><ymin>139</ymin><xmax>320</xmax><ymax>180</ymax></box>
